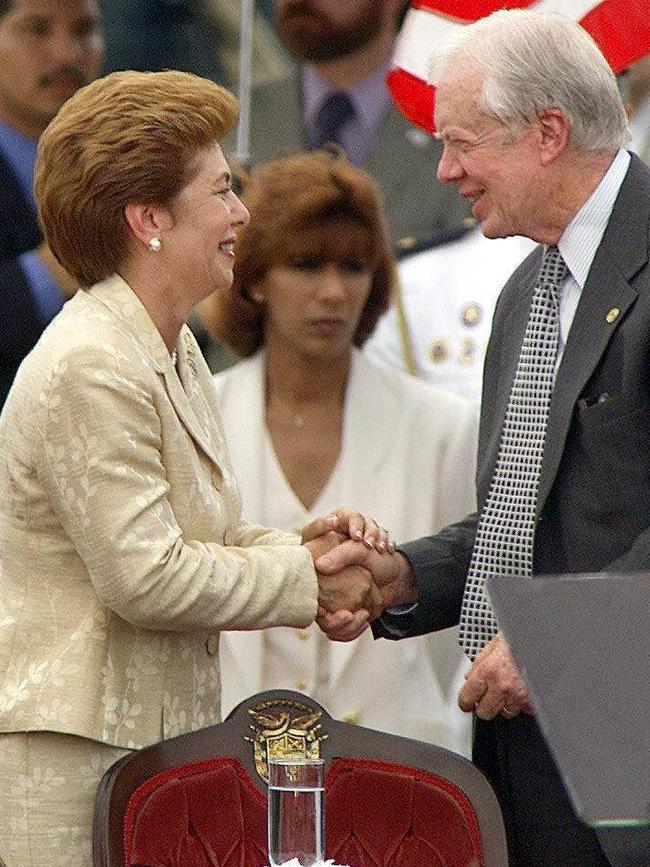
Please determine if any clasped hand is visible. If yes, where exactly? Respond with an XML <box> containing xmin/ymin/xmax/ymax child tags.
<box><xmin>301</xmin><ymin>509</ymin><xmax>414</xmax><ymax>641</ymax></box>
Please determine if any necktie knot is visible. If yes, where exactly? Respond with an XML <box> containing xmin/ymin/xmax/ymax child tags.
<box><xmin>313</xmin><ymin>91</ymin><xmax>355</xmax><ymax>149</ymax></box>
<box><xmin>539</xmin><ymin>245</ymin><xmax>568</xmax><ymax>296</ymax></box>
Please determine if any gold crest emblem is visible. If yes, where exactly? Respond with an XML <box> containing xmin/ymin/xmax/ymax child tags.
<box><xmin>245</xmin><ymin>698</ymin><xmax>328</xmax><ymax>783</ymax></box>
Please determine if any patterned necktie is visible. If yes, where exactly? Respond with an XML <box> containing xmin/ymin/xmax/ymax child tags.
<box><xmin>312</xmin><ymin>91</ymin><xmax>355</xmax><ymax>149</ymax></box>
<box><xmin>459</xmin><ymin>245</ymin><xmax>568</xmax><ymax>660</ymax></box>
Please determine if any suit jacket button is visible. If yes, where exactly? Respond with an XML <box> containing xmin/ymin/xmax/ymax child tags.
<box><xmin>206</xmin><ymin>635</ymin><xmax>219</xmax><ymax>655</ymax></box>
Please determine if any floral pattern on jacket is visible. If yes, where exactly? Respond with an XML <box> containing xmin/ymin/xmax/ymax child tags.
<box><xmin>0</xmin><ymin>275</ymin><xmax>318</xmax><ymax>748</ymax></box>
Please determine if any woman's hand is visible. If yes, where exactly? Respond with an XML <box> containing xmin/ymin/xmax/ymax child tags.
<box><xmin>315</xmin><ymin>606</ymin><xmax>371</xmax><ymax>642</ymax></box>
<box><xmin>301</xmin><ymin>507</ymin><xmax>393</xmax><ymax>553</ymax></box>
<box><xmin>310</xmin><ymin>542</ymin><xmax>417</xmax><ymax>642</ymax></box>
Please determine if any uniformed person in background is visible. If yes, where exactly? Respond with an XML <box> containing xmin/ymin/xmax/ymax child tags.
<box><xmin>364</xmin><ymin>218</ymin><xmax>535</xmax><ymax>403</ymax></box>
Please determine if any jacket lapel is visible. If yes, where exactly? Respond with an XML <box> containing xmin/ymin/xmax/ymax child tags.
<box><xmin>538</xmin><ymin>156</ymin><xmax>650</xmax><ymax>510</ymax></box>
<box><xmin>163</xmin><ymin>327</ymin><xmax>225</xmax><ymax>469</ymax></box>
<box><xmin>88</xmin><ymin>275</ymin><xmax>222</xmax><ymax>469</ymax></box>
<box><xmin>539</xmin><ymin>269</ymin><xmax>636</xmax><ymax>509</ymax></box>
<box><xmin>479</xmin><ymin>251</ymin><xmax>542</xmax><ymax>497</ymax></box>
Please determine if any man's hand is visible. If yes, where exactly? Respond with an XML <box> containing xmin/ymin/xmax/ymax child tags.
<box><xmin>312</xmin><ymin>541</ymin><xmax>418</xmax><ymax>641</ymax></box>
<box><xmin>303</xmin><ymin>533</ymin><xmax>383</xmax><ymax>621</ymax></box>
<box><xmin>315</xmin><ymin>605</ymin><xmax>371</xmax><ymax>642</ymax></box>
<box><xmin>458</xmin><ymin>633</ymin><xmax>534</xmax><ymax>720</ymax></box>
<box><xmin>316</xmin><ymin>540</ymin><xmax>417</xmax><ymax>608</ymax></box>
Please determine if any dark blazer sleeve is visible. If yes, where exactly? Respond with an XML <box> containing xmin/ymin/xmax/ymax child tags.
<box><xmin>373</xmin><ymin>513</ymin><xmax>478</xmax><ymax>640</ymax></box>
<box><xmin>0</xmin><ymin>152</ymin><xmax>45</xmax><ymax>405</ymax></box>
<box><xmin>373</xmin><ymin>249</ymin><xmax>543</xmax><ymax>642</ymax></box>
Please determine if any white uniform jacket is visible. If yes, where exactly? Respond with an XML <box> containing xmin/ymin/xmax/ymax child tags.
<box><xmin>365</xmin><ymin>229</ymin><xmax>536</xmax><ymax>402</ymax></box>
<box><xmin>0</xmin><ymin>276</ymin><xmax>317</xmax><ymax>749</ymax></box>
<box><xmin>214</xmin><ymin>350</ymin><xmax>479</xmax><ymax>753</ymax></box>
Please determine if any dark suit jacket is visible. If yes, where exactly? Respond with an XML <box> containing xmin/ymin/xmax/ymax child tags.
<box><xmin>376</xmin><ymin>153</ymin><xmax>650</xmax><ymax>639</ymax></box>
<box><xmin>0</xmin><ymin>151</ymin><xmax>44</xmax><ymax>407</ymax></box>
<box><xmin>233</xmin><ymin>70</ymin><xmax>471</xmax><ymax>247</ymax></box>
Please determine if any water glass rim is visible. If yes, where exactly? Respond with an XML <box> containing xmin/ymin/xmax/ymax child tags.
<box><xmin>268</xmin><ymin>757</ymin><xmax>325</xmax><ymax>767</ymax></box>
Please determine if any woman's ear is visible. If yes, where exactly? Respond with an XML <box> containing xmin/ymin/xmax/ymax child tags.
<box><xmin>124</xmin><ymin>202</ymin><xmax>173</xmax><ymax>247</ymax></box>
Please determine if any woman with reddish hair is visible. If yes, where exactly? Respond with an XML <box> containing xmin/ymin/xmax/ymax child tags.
<box><xmin>0</xmin><ymin>73</ymin><xmax>382</xmax><ymax>865</ymax></box>
<box><xmin>210</xmin><ymin>150</ymin><xmax>479</xmax><ymax>749</ymax></box>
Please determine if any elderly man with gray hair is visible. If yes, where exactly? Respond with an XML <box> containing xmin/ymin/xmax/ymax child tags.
<box><xmin>317</xmin><ymin>9</ymin><xmax>650</xmax><ymax>866</ymax></box>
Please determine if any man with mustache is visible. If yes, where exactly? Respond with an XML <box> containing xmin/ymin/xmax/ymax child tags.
<box><xmin>242</xmin><ymin>0</ymin><xmax>469</xmax><ymax>247</ymax></box>
<box><xmin>0</xmin><ymin>0</ymin><xmax>104</xmax><ymax>408</ymax></box>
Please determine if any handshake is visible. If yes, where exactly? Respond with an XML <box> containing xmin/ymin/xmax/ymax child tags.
<box><xmin>301</xmin><ymin>509</ymin><xmax>418</xmax><ymax>641</ymax></box>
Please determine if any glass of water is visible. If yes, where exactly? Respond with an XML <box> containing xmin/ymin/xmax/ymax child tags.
<box><xmin>267</xmin><ymin>757</ymin><xmax>325</xmax><ymax>866</ymax></box>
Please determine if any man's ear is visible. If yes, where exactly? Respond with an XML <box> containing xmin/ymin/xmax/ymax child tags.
<box><xmin>123</xmin><ymin>202</ymin><xmax>173</xmax><ymax>247</ymax></box>
<box><xmin>537</xmin><ymin>109</ymin><xmax>570</xmax><ymax>166</ymax></box>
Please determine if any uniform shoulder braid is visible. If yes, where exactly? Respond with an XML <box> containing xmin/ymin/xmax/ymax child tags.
<box><xmin>394</xmin><ymin>217</ymin><xmax>478</xmax><ymax>261</ymax></box>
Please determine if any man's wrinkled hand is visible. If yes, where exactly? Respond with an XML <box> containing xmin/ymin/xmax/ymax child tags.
<box><xmin>458</xmin><ymin>633</ymin><xmax>534</xmax><ymax>720</ymax></box>
<box><xmin>315</xmin><ymin>540</ymin><xmax>417</xmax><ymax>609</ymax></box>
<box><xmin>304</xmin><ymin>534</ymin><xmax>383</xmax><ymax>619</ymax></box>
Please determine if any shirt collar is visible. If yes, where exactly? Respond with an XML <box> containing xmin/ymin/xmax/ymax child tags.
<box><xmin>558</xmin><ymin>148</ymin><xmax>630</xmax><ymax>289</ymax></box>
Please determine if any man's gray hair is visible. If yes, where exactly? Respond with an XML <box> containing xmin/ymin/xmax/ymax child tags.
<box><xmin>427</xmin><ymin>9</ymin><xmax>629</xmax><ymax>152</ymax></box>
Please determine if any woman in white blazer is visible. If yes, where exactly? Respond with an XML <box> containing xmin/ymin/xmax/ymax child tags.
<box><xmin>0</xmin><ymin>72</ymin><xmax>383</xmax><ymax>867</ymax></box>
<box><xmin>209</xmin><ymin>151</ymin><xmax>479</xmax><ymax>754</ymax></box>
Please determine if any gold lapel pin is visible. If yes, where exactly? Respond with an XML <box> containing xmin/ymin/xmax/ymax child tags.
<box><xmin>605</xmin><ymin>307</ymin><xmax>620</xmax><ymax>324</ymax></box>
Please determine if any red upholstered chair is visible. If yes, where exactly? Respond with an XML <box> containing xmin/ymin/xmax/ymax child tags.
<box><xmin>93</xmin><ymin>689</ymin><xmax>508</xmax><ymax>867</ymax></box>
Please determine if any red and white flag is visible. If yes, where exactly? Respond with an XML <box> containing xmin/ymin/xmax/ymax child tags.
<box><xmin>389</xmin><ymin>0</ymin><xmax>650</xmax><ymax>134</ymax></box>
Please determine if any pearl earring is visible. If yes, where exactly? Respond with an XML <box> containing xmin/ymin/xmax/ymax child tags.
<box><xmin>251</xmin><ymin>291</ymin><xmax>264</xmax><ymax>304</ymax></box>
<box><xmin>148</xmin><ymin>237</ymin><xmax>162</xmax><ymax>252</ymax></box>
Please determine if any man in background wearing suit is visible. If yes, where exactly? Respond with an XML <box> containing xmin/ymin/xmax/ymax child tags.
<box><xmin>244</xmin><ymin>0</ymin><xmax>469</xmax><ymax>246</ymax></box>
<box><xmin>198</xmin><ymin>0</ymin><xmax>471</xmax><ymax>372</ymax></box>
<box><xmin>0</xmin><ymin>0</ymin><xmax>103</xmax><ymax>407</ymax></box>
<box><xmin>317</xmin><ymin>9</ymin><xmax>649</xmax><ymax>866</ymax></box>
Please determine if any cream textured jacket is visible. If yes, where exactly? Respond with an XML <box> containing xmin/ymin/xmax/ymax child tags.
<box><xmin>0</xmin><ymin>275</ymin><xmax>317</xmax><ymax>749</ymax></box>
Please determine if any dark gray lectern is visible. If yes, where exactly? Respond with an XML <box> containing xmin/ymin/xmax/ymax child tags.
<box><xmin>486</xmin><ymin>572</ymin><xmax>650</xmax><ymax>831</ymax></box>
